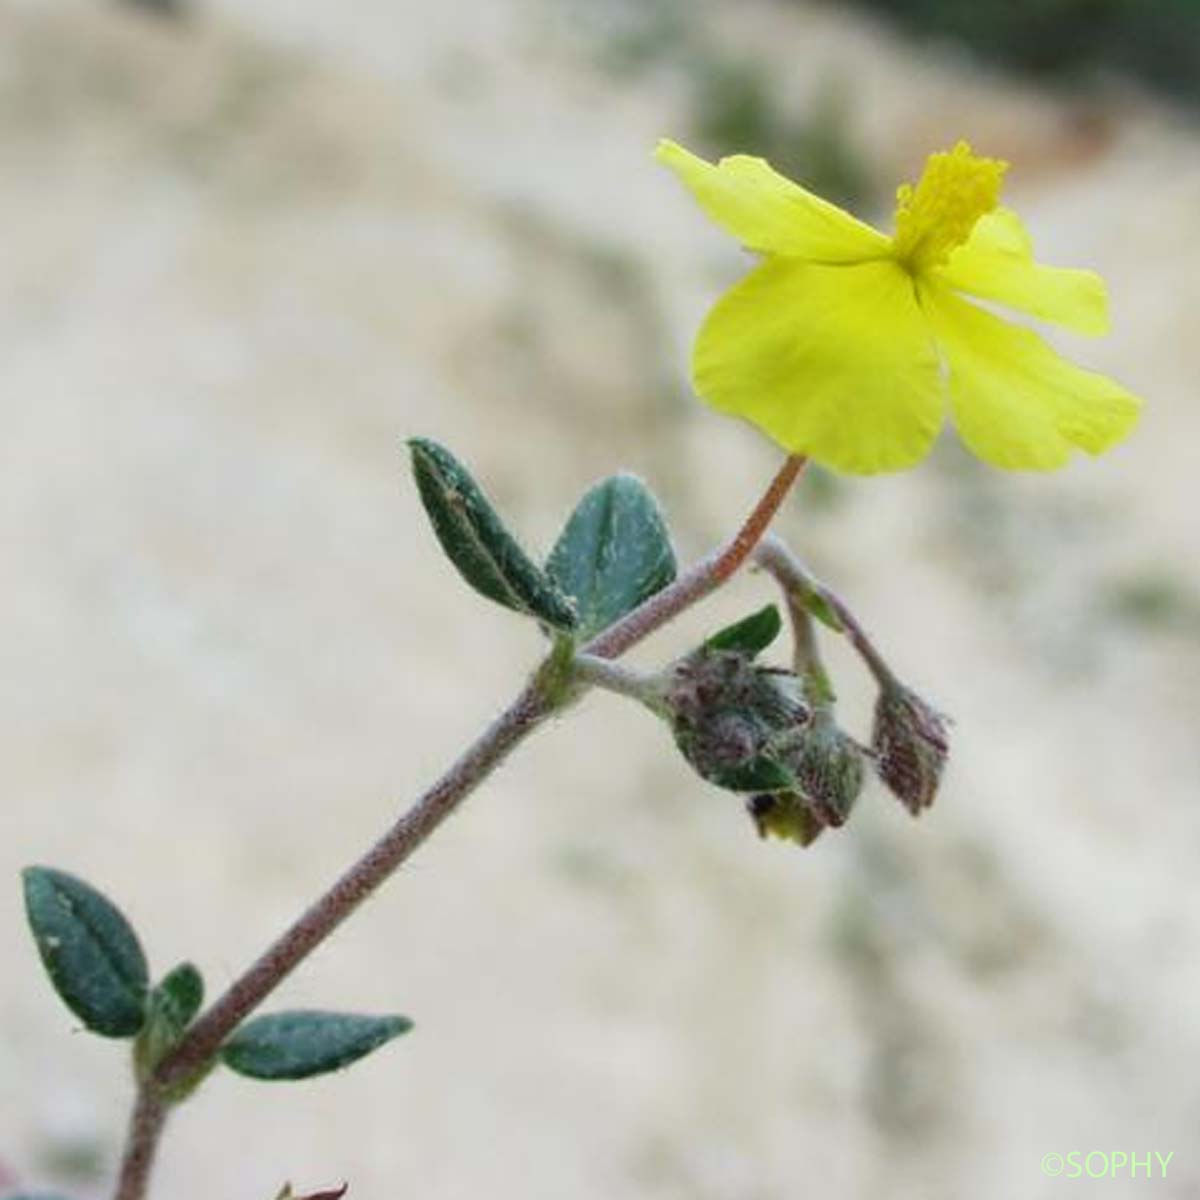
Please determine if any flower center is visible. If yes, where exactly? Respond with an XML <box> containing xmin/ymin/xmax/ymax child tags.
<box><xmin>892</xmin><ymin>141</ymin><xmax>1008</xmax><ymax>272</ymax></box>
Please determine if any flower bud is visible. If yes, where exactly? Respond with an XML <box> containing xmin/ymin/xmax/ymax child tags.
<box><xmin>667</xmin><ymin>645</ymin><xmax>809</xmax><ymax>794</ymax></box>
<box><xmin>871</xmin><ymin>683</ymin><xmax>950</xmax><ymax>815</ymax></box>
<box><xmin>663</xmin><ymin>627</ymin><xmax>873</xmax><ymax>848</ymax></box>
<box><xmin>778</xmin><ymin>710</ymin><xmax>867</xmax><ymax>828</ymax></box>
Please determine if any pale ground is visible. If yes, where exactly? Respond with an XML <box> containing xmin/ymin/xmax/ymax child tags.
<box><xmin>2</xmin><ymin>1</ymin><xmax>1200</xmax><ymax>1198</ymax></box>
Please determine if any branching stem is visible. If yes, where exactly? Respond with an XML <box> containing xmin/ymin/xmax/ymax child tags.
<box><xmin>113</xmin><ymin>454</ymin><xmax>805</xmax><ymax>1200</ymax></box>
<box><xmin>754</xmin><ymin>535</ymin><xmax>896</xmax><ymax>687</ymax></box>
<box><xmin>572</xmin><ymin>655</ymin><xmax>666</xmax><ymax>713</ymax></box>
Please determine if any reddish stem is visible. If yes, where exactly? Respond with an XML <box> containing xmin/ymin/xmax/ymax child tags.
<box><xmin>585</xmin><ymin>455</ymin><xmax>805</xmax><ymax>660</ymax></box>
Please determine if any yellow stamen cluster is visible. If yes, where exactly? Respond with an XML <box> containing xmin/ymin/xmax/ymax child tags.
<box><xmin>892</xmin><ymin>141</ymin><xmax>1008</xmax><ymax>272</ymax></box>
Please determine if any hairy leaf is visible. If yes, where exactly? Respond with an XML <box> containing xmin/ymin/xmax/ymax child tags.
<box><xmin>222</xmin><ymin>1011</ymin><xmax>413</xmax><ymax>1082</ymax></box>
<box><xmin>22</xmin><ymin>867</ymin><xmax>148</xmax><ymax>1038</ymax></box>
<box><xmin>408</xmin><ymin>439</ymin><xmax>576</xmax><ymax>630</ymax></box>
<box><xmin>547</xmin><ymin>474</ymin><xmax>676</xmax><ymax>639</ymax></box>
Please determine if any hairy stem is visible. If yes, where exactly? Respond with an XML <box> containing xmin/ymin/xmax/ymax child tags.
<box><xmin>114</xmin><ymin>453</ymin><xmax>803</xmax><ymax>1200</ymax></box>
<box><xmin>153</xmin><ymin>679</ymin><xmax>550</xmax><ymax>1093</ymax></box>
<box><xmin>754</xmin><ymin>535</ymin><xmax>896</xmax><ymax>687</ymax></box>
<box><xmin>782</xmin><ymin>583</ymin><xmax>835</xmax><ymax>709</ymax></box>
<box><xmin>572</xmin><ymin>655</ymin><xmax>667</xmax><ymax>713</ymax></box>
<box><xmin>113</xmin><ymin>1090</ymin><xmax>170</xmax><ymax>1200</ymax></box>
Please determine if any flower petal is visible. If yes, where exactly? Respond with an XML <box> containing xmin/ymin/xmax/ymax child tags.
<box><xmin>935</xmin><ymin>208</ymin><xmax>1109</xmax><ymax>335</ymax></box>
<box><xmin>656</xmin><ymin>139</ymin><xmax>890</xmax><ymax>263</ymax></box>
<box><xmin>920</xmin><ymin>282</ymin><xmax>1141</xmax><ymax>470</ymax></box>
<box><xmin>694</xmin><ymin>259</ymin><xmax>944</xmax><ymax>474</ymax></box>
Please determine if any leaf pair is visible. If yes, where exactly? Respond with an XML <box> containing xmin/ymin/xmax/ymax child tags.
<box><xmin>21</xmin><ymin>868</ymin><xmax>411</xmax><ymax>1084</ymax></box>
<box><xmin>409</xmin><ymin>439</ymin><xmax>677</xmax><ymax>641</ymax></box>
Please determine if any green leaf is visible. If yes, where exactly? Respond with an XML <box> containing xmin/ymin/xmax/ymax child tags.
<box><xmin>800</xmin><ymin>589</ymin><xmax>844</xmax><ymax>632</ymax></box>
<box><xmin>135</xmin><ymin>962</ymin><xmax>205</xmax><ymax>1080</ymax></box>
<box><xmin>408</xmin><ymin>439</ymin><xmax>576</xmax><ymax>630</ymax></box>
<box><xmin>221</xmin><ymin>1011</ymin><xmax>413</xmax><ymax>1082</ymax></box>
<box><xmin>21</xmin><ymin>867</ymin><xmax>149</xmax><ymax>1038</ymax></box>
<box><xmin>708</xmin><ymin>755</ymin><xmax>796</xmax><ymax>794</ymax></box>
<box><xmin>546</xmin><ymin>474</ymin><xmax>676</xmax><ymax>640</ymax></box>
<box><xmin>705</xmin><ymin>604</ymin><xmax>782</xmax><ymax>657</ymax></box>
<box><xmin>154</xmin><ymin>961</ymin><xmax>204</xmax><ymax>1029</ymax></box>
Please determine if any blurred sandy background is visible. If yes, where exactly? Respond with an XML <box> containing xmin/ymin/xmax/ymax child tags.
<box><xmin>3</xmin><ymin>0</ymin><xmax>1200</xmax><ymax>1197</ymax></box>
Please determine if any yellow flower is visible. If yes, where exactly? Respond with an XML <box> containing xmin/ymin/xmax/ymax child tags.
<box><xmin>657</xmin><ymin>139</ymin><xmax>1141</xmax><ymax>474</ymax></box>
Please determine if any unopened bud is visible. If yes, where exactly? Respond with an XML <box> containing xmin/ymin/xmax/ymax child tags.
<box><xmin>871</xmin><ymin>683</ymin><xmax>950</xmax><ymax>815</ymax></box>
<box><xmin>779</xmin><ymin>710</ymin><xmax>866</xmax><ymax>828</ymax></box>
<box><xmin>667</xmin><ymin>645</ymin><xmax>809</xmax><ymax>793</ymax></box>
